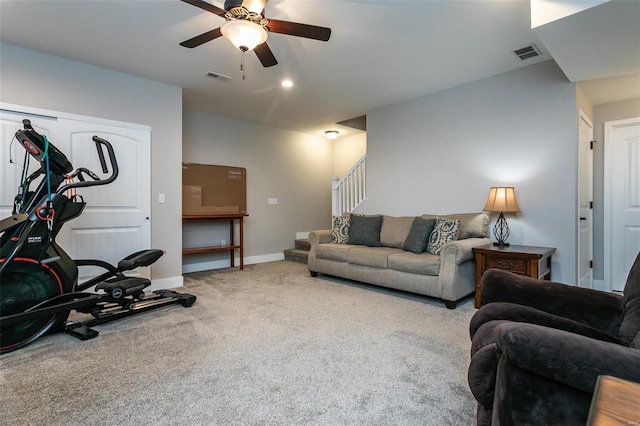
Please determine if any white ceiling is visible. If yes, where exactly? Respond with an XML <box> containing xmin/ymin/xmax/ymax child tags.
<box><xmin>1</xmin><ymin>0</ymin><xmax>638</xmax><ymax>138</ymax></box>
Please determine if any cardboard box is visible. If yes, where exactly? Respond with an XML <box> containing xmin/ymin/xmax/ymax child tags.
<box><xmin>182</xmin><ymin>163</ymin><xmax>247</xmax><ymax>215</ymax></box>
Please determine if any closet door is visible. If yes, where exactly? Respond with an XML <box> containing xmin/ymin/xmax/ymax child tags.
<box><xmin>0</xmin><ymin>110</ymin><xmax>57</xmax><ymax>219</ymax></box>
<box><xmin>56</xmin><ymin>118</ymin><xmax>151</xmax><ymax>281</ymax></box>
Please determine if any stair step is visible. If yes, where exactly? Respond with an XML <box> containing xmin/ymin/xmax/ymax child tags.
<box><xmin>294</xmin><ymin>238</ymin><xmax>311</xmax><ymax>251</ymax></box>
<box><xmin>284</xmin><ymin>248</ymin><xmax>309</xmax><ymax>264</ymax></box>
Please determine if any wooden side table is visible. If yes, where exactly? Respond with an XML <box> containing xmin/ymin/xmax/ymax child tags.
<box><xmin>472</xmin><ymin>244</ymin><xmax>556</xmax><ymax>308</ymax></box>
<box><xmin>587</xmin><ymin>375</ymin><xmax>640</xmax><ymax>425</ymax></box>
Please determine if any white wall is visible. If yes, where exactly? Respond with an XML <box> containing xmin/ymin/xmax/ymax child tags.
<box><xmin>182</xmin><ymin>110</ymin><xmax>334</xmax><ymax>271</ymax></box>
<box><xmin>333</xmin><ymin>133</ymin><xmax>367</xmax><ymax>177</ymax></box>
<box><xmin>0</xmin><ymin>43</ymin><xmax>183</xmax><ymax>286</ymax></box>
<box><xmin>364</xmin><ymin>61</ymin><xmax>577</xmax><ymax>283</ymax></box>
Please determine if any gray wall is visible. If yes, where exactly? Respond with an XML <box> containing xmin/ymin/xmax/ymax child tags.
<box><xmin>0</xmin><ymin>43</ymin><xmax>183</xmax><ymax>284</ymax></box>
<box><xmin>592</xmin><ymin>98</ymin><xmax>640</xmax><ymax>280</ymax></box>
<box><xmin>364</xmin><ymin>61</ymin><xmax>577</xmax><ymax>283</ymax></box>
<box><xmin>182</xmin><ymin>110</ymin><xmax>333</xmax><ymax>271</ymax></box>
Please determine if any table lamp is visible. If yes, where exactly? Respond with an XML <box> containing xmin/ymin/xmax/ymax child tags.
<box><xmin>483</xmin><ymin>187</ymin><xmax>520</xmax><ymax>247</ymax></box>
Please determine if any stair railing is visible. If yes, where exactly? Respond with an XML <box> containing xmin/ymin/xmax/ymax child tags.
<box><xmin>332</xmin><ymin>154</ymin><xmax>367</xmax><ymax>216</ymax></box>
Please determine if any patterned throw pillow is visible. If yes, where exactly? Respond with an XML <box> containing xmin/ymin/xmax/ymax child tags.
<box><xmin>426</xmin><ymin>218</ymin><xmax>460</xmax><ymax>255</ymax></box>
<box><xmin>332</xmin><ymin>213</ymin><xmax>351</xmax><ymax>244</ymax></box>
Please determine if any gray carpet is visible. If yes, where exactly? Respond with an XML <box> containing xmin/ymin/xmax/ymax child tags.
<box><xmin>0</xmin><ymin>261</ymin><xmax>477</xmax><ymax>425</ymax></box>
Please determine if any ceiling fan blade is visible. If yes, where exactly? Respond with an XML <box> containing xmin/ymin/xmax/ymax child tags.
<box><xmin>254</xmin><ymin>42</ymin><xmax>278</xmax><ymax>67</ymax></box>
<box><xmin>266</xmin><ymin>19</ymin><xmax>331</xmax><ymax>42</ymax></box>
<box><xmin>180</xmin><ymin>28</ymin><xmax>223</xmax><ymax>48</ymax></box>
<box><xmin>180</xmin><ymin>0</ymin><xmax>226</xmax><ymax>16</ymax></box>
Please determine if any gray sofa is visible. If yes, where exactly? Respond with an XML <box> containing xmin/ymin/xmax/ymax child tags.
<box><xmin>308</xmin><ymin>213</ymin><xmax>490</xmax><ymax>309</ymax></box>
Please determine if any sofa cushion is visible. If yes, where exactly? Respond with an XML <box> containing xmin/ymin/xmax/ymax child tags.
<box><xmin>347</xmin><ymin>246</ymin><xmax>402</xmax><ymax>268</ymax></box>
<box><xmin>403</xmin><ymin>217</ymin><xmax>437</xmax><ymax>254</ymax></box>
<box><xmin>388</xmin><ymin>251</ymin><xmax>440</xmax><ymax>275</ymax></box>
<box><xmin>380</xmin><ymin>216</ymin><xmax>415</xmax><ymax>248</ymax></box>
<box><xmin>422</xmin><ymin>212</ymin><xmax>488</xmax><ymax>239</ymax></box>
<box><xmin>427</xmin><ymin>218</ymin><xmax>460</xmax><ymax>255</ymax></box>
<box><xmin>331</xmin><ymin>213</ymin><xmax>351</xmax><ymax>244</ymax></box>
<box><xmin>618</xmin><ymin>297</ymin><xmax>640</xmax><ymax>346</ymax></box>
<box><xmin>316</xmin><ymin>243</ymin><xmax>352</xmax><ymax>262</ymax></box>
<box><xmin>348</xmin><ymin>214</ymin><xmax>383</xmax><ymax>246</ymax></box>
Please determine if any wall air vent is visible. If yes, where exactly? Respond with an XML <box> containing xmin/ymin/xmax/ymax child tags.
<box><xmin>514</xmin><ymin>43</ymin><xmax>541</xmax><ymax>60</ymax></box>
<box><xmin>204</xmin><ymin>71</ymin><xmax>232</xmax><ymax>82</ymax></box>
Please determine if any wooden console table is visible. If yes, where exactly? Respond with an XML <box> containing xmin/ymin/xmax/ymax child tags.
<box><xmin>182</xmin><ymin>213</ymin><xmax>248</xmax><ymax>270</ymax></box>
<box><xmin>472</xmin><ymin>244</ymin><xmax>556</xmax><ymax>308</ymax></box>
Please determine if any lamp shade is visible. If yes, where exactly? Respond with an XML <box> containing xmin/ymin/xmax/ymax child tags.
<box><xmin>483</xmin><ymin>187</ymin><xmax>520</xmax><ymax>213</ymax></box>
<box><xmin>221</xmin><ymin>20</ymin><xmax>268</xmax><ymax>52</ymax></box>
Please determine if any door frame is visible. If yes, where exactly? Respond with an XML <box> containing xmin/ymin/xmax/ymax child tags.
<box><xmin>604</xmin><ymin>116</ymin><xmax>640</xmax><ymax>291</ymax></box>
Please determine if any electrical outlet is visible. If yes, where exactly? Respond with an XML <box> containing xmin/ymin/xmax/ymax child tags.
<box><xmin>268</xmin><ymin>198</ymin><xmax>278</xmax><ymax>205</ymax></box>
<box><xmin>158</xmin><ymin>193</ymin><xmax>165</xmax><ymax>203</ymax></box>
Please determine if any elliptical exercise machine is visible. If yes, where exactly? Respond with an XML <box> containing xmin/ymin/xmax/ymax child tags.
<box><xmin>0</xmin><ymin>119</ymin><xmax>195</xmax><ymax>354</ymax></box>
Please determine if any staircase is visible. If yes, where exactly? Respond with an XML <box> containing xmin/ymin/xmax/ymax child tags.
<box><xmin>283</xmin><ymin>238</ymin><xmax>311</xmax><ymax>264</ymax></box>
<box><xmin>284</xmin><ymin>154</ymin><xmax>367</xmax><ymax>264</ymax></box>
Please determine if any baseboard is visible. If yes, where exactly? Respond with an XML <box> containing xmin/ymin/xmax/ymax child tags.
<box><xmin>150</xmin><ymin>275</ymin><xmax>184</xmax><ymax>291</ymax></box>
<box><xmin>182</xmin><ymin>252</ymin><xmax>285</xmax><ymax>274</ymax></box>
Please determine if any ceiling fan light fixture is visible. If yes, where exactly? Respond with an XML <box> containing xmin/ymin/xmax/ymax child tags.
<box><xmin>221</xmin><ymin>19</ymin><xmax>268</xmax><ymax>51</ymax></box>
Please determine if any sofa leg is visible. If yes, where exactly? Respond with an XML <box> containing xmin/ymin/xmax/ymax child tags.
<box><xmin>445</xmin><ymin>300</ymin><xmax>457</xmax><ymax>310</ymax></box>
<box><xmin>310</xmin><ymin>270</ymin><xmax>318</xmax><ymax>277</ymax></box>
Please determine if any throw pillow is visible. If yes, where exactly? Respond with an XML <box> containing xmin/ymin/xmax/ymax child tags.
<box><xmin>348</xmin><ymin>214</ymin><xmax>383</xmax><ymax>246</ymax></box>
<box><xmin>380</xmin><ymin>216</ymin><xmax>415</xmax><ymax>248</ymax></box>
<box><xmin>331</xmin><ymin>213</ymin><xmax>351</xmax><ymax>244</ymax></box>
<box><xmin>426</xmin><ymin>218</ymin><xmax>460</xmax><ymax>255</ymax></box>
<box><xmin>403</xmin><ymin>217</ymin><xmax>437</xmax><ymax>254</ymax></box>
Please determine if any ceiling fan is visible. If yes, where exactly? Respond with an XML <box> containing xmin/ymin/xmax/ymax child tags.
<box><xmin>180</xmin><ymin>0</ymin><xmax>331</xmax><ymax>68</ymax></box>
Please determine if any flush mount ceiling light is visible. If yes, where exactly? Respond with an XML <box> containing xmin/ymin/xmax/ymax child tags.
<box><xmin>325</xmin><ymin>130</ymin><xmax>339</xmax><ymax>140</ymax></box>
<box><xmin>281</xmin><ymin>79</ymin><xmax>293</xmax><ymax>88</ymax></box>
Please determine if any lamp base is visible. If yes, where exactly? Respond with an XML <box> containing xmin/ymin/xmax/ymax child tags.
<box><xmin>492</xmin><ymin>242</ymin><xmax>511</xmax><ymax>247</ymax></box>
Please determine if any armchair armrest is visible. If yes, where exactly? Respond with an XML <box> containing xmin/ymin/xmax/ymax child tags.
<box><xmin>494</xmin><ymin>322</ymin><xmax>640</xmax><ymax>394</ymax></box>
<box><xmin>441</xmin><ymin>237</ymin><xmax>491</xmax><ymax>265</ymax></box>
<box><xmin>308</xmin><ymin>230</ymin><xmax>332</xmax><ymax>246</ymax></box>
<box><xmin>481</xmin><ymin>269</ymin><xmax>624</xmax><ymax>333</ymax></box>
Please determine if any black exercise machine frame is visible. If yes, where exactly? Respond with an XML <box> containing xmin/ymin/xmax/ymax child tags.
<box><xmin>0</xmin><ymin>119</ymin><xmax>195</xmax><ymax>353</ymax></box>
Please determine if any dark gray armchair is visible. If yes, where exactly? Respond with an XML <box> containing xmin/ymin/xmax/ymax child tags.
<box><xmin>467</xmin><ymin>251</ymin><xmax>640</xmax><ymax>426</ymax></box>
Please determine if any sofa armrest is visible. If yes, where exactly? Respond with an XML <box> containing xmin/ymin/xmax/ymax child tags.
<box><xmin>494</xmin><ymin>322</ymin><xmax>640</xmax><ymax>394</ymax></box>
<box><xmin>441</xmin><ymin>237</ymin><xmax>491</xmax><ymax>265</ymax></box>
<box><xmin>481</xmin><ymin>269</ymin><xmax>624</xmax><ymax>333</ymax></box>
<box><xmin>309</xmin><ymin>230</ymin><xmax>332</xmax><ymax>246</ymax></box>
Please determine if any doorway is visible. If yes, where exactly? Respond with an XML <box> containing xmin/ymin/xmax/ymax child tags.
<box><xmin>604</xmin><ymin>117</ymin><xmax>640</xmax><ymax>291</ymax></box>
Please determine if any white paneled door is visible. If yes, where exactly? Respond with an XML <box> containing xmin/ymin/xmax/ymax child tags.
<box><xmin>56</xmin><ymin>118</ymin><xmax>151</xmax><ymax>281</ymax></box>
<box><xmin>578</xmin><ymin>111</ymin><xmax>593</xmax><ymax>288</ymax></box>
<box><xmin>605</xmin><ymin>117</ymin><xmax>640</xmax><ymax>291</ymax></box>
<box><xmin>1</xmin><ymin>108</ymin><xmax>151</xmax><ymax>283</ymax></box>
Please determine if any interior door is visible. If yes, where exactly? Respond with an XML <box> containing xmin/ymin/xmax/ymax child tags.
<box><xmin>605</xmin><ymin>117</ymin><xmax>640</xmax><ymax>291</ymax></box>
<box><xmin>578</xmin><ymin>111</ymin><xmax>593</xmax><ymax>288</ymax></box>
<box><xmin>56</xmin><ymin>118</ymin><xmax>151</xmax><ymax>281</ymax></box>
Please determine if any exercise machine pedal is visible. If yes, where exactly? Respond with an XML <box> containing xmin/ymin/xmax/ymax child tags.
<box><xmin>65</xmin><ymin>322</ymin><xmax>99</xmax><ymax>341</ymax></box>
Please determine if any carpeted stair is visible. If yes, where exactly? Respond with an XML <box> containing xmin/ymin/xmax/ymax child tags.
<box><xmin>284</xmin><ymin>238</ymin><xmax>310</xmax><ymax>264</ymax></box>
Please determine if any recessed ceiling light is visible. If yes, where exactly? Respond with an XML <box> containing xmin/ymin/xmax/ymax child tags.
<box><xmin>281</xmin><ymin>79</ymin><xmax>293</xmax><ymax>88</ymax></box>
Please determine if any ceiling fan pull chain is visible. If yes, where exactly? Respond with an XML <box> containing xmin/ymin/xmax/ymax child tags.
<box><xmin>241</xmin><ymin>50</ymin><xmax>246</xmax><ymax>80</ymax></box>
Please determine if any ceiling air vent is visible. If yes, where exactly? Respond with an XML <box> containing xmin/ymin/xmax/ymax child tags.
<box><xmin>204</xmin><ymin>71</ymin><xmax>232</xmax><ymax>82</ymax></box>
<box><xmin>514</xmin><ymin>43</ymin><xmax>541</xmax><ymax>61</ymax></box>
